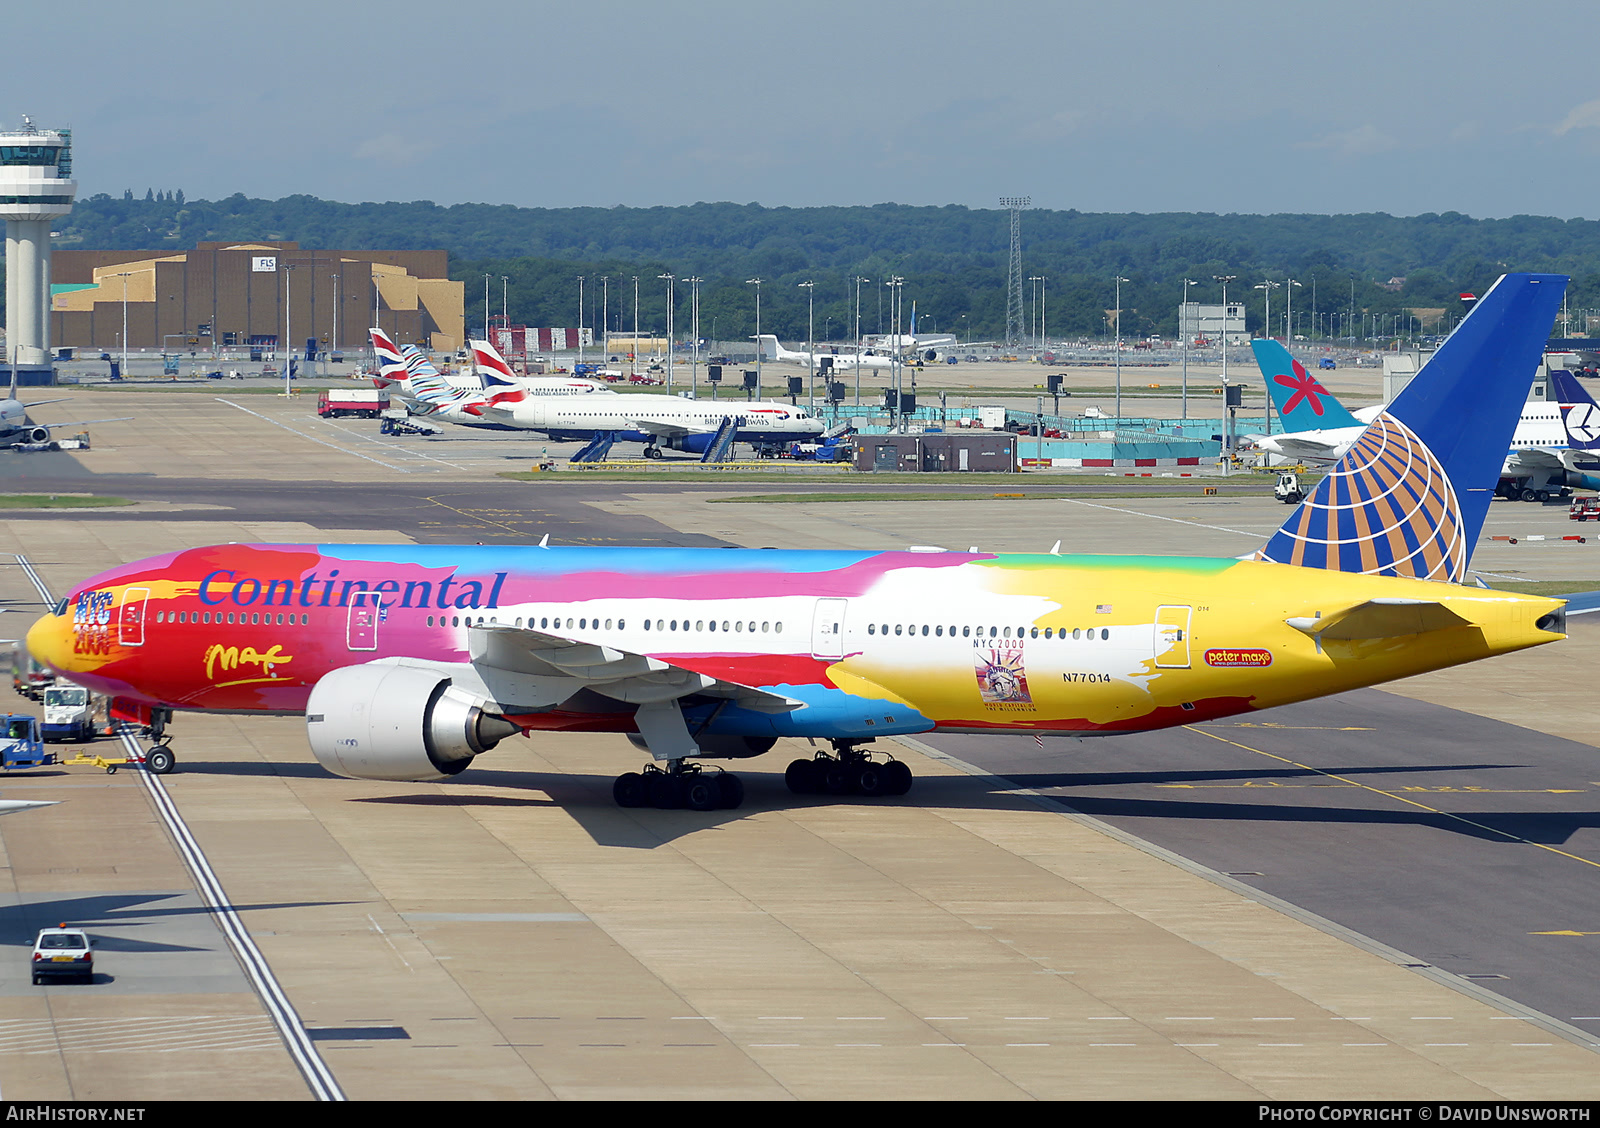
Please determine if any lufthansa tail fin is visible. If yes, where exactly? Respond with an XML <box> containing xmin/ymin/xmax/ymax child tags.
<box><xmin>1250</xmin><ymin>339</ymin><xmax>1363</xmax><ymax>431</ymax></box>
<box><xmin>1549</xmin><ymin>368</ymin><xmax>1600</xmax><ymax>452</ymax></box>
<box><xmin>1259</xmin><ymin>273</ymin><xmax>1566</xmax><ymax>581</ymax></box>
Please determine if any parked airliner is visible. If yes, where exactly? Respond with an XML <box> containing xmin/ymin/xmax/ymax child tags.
<box><xmin>1246</xmin><ymin>338</ymin><xmax>1600</xmax><ymax>499</ymax></box>
<box><xmin>26</xmin><ymin>276</ymin><xmax>1571</xmax><ymax>812</ymax></box>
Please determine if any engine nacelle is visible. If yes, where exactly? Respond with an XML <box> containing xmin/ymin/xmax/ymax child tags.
<box><xmin>626</xmin><ymin>732</ymin><xmax>776</xmax><ymax>759</ymax></box>
<box><xmin>307</xmin><ymin>663</ymin><xmax>521</xmax><ymax>781</ymax></box>
<box><xmin>25</xmin><ymin>426</ymin><xmax>48</xmax><ymax>444</ymax></box>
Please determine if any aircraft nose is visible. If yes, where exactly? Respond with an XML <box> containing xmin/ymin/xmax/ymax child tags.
<box><xmin>25</xmin><ymin>606</ymin><xmax>73</xmax><ymax>677</ymax></box>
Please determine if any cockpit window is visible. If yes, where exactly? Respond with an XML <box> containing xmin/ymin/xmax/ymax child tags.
<box><xmin>52</xmin><ymin>598</ymin><xmax>68</xmax><ymax>616</ymax></box>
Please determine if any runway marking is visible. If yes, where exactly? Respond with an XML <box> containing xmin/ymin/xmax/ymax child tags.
<box><xmin>1531</xmin><ymin>931</ymin><xmax>1600</xmax><ymax>937</ymax></box>
<box><xmin>424</xmin><ymin>497</ymin><xmax>536</xmax><ymax>540</ymax></box>
<box><xmin>1185</xmin><ymin>725</ymin><xmax>1600</xmax><ymax>873</ymax></box>
<box><xmin>215</xmin><ymin>399</ymin><xmax>415</xmax><ymax>472</ymax></box>
<box><xmin>114</xmin><ymin>721</ymin><xmax>345</xmax><ymax>1101</ymax></box>
<box><xmin>313</xmin><ymin>417</ymin><xmax>471</xmax><ymax>471</ymax></box>
<box><xmin>1058</xmin><ymin>497</ymin><xmax>1261</xmax><ymax>539</ymax></box>
<box><xmin>0</xmin><ymin>1015</ymin><xmax>282</xmax><ymax>1055</ymax></box>
<box><xmin>1156</xmin><ymin>783</ymin><xmax>1584</xmax><ymax>793</ymax></box>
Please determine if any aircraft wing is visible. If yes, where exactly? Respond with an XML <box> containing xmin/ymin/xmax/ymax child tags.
<box><xmin>630</xmin><ymin>418</ymin><xmax>717</xmax><ymax>439</ymax></box>
<box><xmin>20</xmin><ymin>398</ymin><xmax>74</xmax><ymax>410</ymax></box>
<box><xmin>463</xmin><ymin>623</ymin><xmax>803</xmax><ymax>714</ymax></box>
<box><xmin>35</xmin><ymin>417</ymin><xmax>134</xmax><ymax>429</ymax></box>
<box><xmin>1506</xmin><ymin>448</ymin><xmax>1565</xmax><ymax>473</ymax></box>
<box><xmin>1257</xmin><ymin>433</ymin><xmax>1349</xmax><ymax>464</ymax></box>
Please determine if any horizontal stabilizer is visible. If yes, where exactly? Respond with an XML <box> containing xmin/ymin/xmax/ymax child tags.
<box><xmin>1286</xmin><ymin>598</ymin><xmax>1472</xmax><ymax>640</ymax></box>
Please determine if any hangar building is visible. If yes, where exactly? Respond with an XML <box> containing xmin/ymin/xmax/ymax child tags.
<box><xmin>48</xmin><ymin>241</ymin><xmax>463</xmax><ymax>353</ymax></box>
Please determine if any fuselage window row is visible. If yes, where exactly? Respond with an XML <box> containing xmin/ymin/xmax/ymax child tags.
<box><xmin>864</xmin><ymin>623</ymin><xmax>1112</xmax><ymax>640</ymax></box>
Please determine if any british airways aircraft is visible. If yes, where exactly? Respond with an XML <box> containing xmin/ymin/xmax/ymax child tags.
<box><xmin>25</xmin><ymin>276</ymin><xmax>1571</xmax><ymax>811</ymax></box>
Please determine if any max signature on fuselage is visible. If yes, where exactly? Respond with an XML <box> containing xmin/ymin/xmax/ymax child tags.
<box><xmin>204</xmin><ymin>642</ymin><xmax>295</xmax><ymax>686</ymax></box>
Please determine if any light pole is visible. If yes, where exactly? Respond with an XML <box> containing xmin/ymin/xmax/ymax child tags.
<box><xmin>659</xmin><ymin>272</ymin><xmax>675</xmax><ymax>394</ymax></box>
<box><xmin>112</xmin><ymin>269</ymin><xmax>151</xmax><ymax>377</ymax></box>
<box><xmin>886</xmin><ymin>277</ymin><xmax>904</xmax><ymax>430</ymax></box>
<box><xmin>631</xmin><ymin>276</ymin><xmax>640</xmax><ymax>378</ymax></box>
<box><xmin>577</xmin><ymin>276</ymin><xmax>585</xmax><ymax>372</ymax></box>
<box><xmin>685</xmin><ymin>276</ymin><xmax>702</xmax><ymax>397</ymax></box>
<box><xmin>1181</xmin><ymin>278</ymin><xmax>1197</xmax><ymax>420</ymax></box>
<box><xmin>1029</xmin><ymin>276</ymin><xmax>1044</xmax><ymax>349</ymax></box>
<box><xmin>799</xmin><ymin>280</ymin><xmax>815</xmax><ymax>410</ymax></box>
<box><xmin>330</xmin><ymin>272</ymin><xmax>340</xmax><ymax>363</ymax></box>
<box><xmin>1254</xmin><ymin>279</ymin><xmax>1280</xmax><ymax>437</ymax></box>
<box><xmin>483</xmin><ymin>273</ymin><xmax>491</xmax><ymax>337</ymax></box>
<box><xmin>852</xmin><ymin>275</ymin><xmax>870</xmax><ymax>407</ymax></box>
<box><xmin>1215</xmin><ymin>274</ymin><xmax>1237</xmax><ymax>468</ymax></box>
<box><xmin>501</xmin><ymin>275</ymin><xmax>510</xmax><ymax>325</ymax></box>
<box><xmin>1113</xmin><ymin>276</ymin><xmax>1129</xmax><ymax>421</ymax></box>
<box><xmin>282</xmin><ymin>263</ymin><xmax>295</xmax><ymax>396</ymax></box>
<box><xmin>601</xmin><ymin>276</ymin><xmax>609</xmax><ymax>354</ymax></box>
<box><xmin>746</xmin><ymin>278</ymin><xmax>763</xmax><ymax>396</ymax></box>
<box><xmin>1285</xmin><ymin>278</ymin><xmax>1302</xmax><ymax>347</ymax></box>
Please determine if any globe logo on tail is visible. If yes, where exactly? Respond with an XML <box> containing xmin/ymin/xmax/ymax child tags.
<box><xmin>1258</xmin><ymin>413</ymin><xmax>1467</xmax><ymax>582</ymax></box>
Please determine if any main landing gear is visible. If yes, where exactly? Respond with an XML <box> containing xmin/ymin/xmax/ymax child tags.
<box><xmin>785</xmin><ymin>740</ymin><xmax>913</xmax><ymax>798</ymax></box>
<box><xmin>642</xmin><ymin>444</ymin><xmax>664</xmax><ymax>460</ymax></box>
<box><xmin>613</xmin><ymin>761</ymin><xmax>744</xmax><ymax>810</ymax></box>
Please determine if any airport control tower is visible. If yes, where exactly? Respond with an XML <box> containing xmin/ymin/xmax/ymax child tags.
<box><xmin>1</xmin><ymin>117</ymin><xmax>76</xmax><ymax>378</ymax></box>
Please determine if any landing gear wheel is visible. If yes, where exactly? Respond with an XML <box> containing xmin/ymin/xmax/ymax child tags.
<box><xmin>644</xmin><ymin>446</ymin><xmax>664</xmax><ymax>460</ymax></box>
<box><xmin>856</xmin><ymin>761</ymin><xmax>894</xmax><ymax>797</ymax></box>
<box><xmin>716</xmin><ymin>772</ymin><xmax>745</xmax><ymax>810</ymax></box>
<box><xmin>146</xmin><ymin>746</ymin><xmax>175</xmax><ymax>775</ymax></box>
<box><xmin>613</xmin><ymin>772</ymin><xmax>647</xmax><ymax>808</ymax></box>
<box><xmin>683</xmin><ymin>776</ymin><xmax>722</xmax><ymax>811</ymax></box>
<box><xmin>884</xmin><ymin>760</ymin><xmax>913</xmax><ymax>796</ymax></box>
<box><xmin>1521</xmin><ymin>488</ymin><xmax>1539</xmax><ymax>502</ymax></box>
<box><xmin>647</xmin><ymin>770</ymin><xmax>683</xmax><ymax>809</ymax></box>
<box><xmin>821</xmin><ymin>759</ymin><xmax>857</xmax><ymax>795</ymax></box>
<box><xmin>785</xmin><ymin>758</ymin><xmax>820</xmax><ymax>795</ymax></box>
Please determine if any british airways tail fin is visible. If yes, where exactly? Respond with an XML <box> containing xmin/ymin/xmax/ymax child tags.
<box><xmin>369</xmin><ymin>328</ymin><xmax>408</xmax><ymax>386</ymax></box>
<box><xmin>1259</xmin><ymin>273</ymin><xmax>1566</xmax><ymax>581</ymax></box>
<box><xmin>469</xmin><ymin>338</ymin><xmax>523</xmax><ymax>390</ymax></box>
<box><xmin>462</xmin><ymin>339</ymin><xmax>527</xmax><ymax>405</ymax></box>
<box><xmin>1549</xmin><ymin>368</ymin><xmax>1600</xmax><ymax>452</ymax></box>
<box><xmin>1250</xmin><ymin>339</ymin><xmax>1363</xmax><ymax>431</ymax></box>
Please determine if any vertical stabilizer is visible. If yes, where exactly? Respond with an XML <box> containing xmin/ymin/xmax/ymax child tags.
<box><xmin>1549</xmin><ymin>368</ymin><xmax>1600</xmax><ymax>452</ymax></box>
<box><xmin>1259</xmin><ymin>273</ymin><xmax>1566</xmax><ymax>581</ymax></box>
<box><xmin>1250</xmin><ymin>339</ymin><xmax>1362</xmax><ymax>431</ymax></box>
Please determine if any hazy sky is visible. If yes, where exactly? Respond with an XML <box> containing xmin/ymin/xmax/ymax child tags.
<box><xmin>20</xmin><ymin>1</ymin><xmax>1600</xmax><ymax>219</ymax></box>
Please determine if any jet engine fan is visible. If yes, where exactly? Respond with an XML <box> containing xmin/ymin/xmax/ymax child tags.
<box><xmin>307</xmin><ymin>663</ymin><xmax>521</xmax><ymax>781</ymax></box>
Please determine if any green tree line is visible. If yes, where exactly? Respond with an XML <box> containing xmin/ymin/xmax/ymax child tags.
<box><xmin>6</xmin><ymin>191</ymin><xmax>1599</xmax><ymax>343</ymax></box>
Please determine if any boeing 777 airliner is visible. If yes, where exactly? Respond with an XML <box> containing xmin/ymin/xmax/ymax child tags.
<box><xmin>25</xmin><ymin>275</ymin><xmax>1572</xmax><ymax>811</ymax></box>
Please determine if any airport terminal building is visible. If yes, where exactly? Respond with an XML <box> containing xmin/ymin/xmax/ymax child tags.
<box><xmin>48</xmin><ymin>241</ymin><xmax>464</xmax><ymax>353</ymax></box>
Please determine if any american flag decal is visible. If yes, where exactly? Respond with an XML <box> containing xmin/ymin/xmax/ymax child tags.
<box><xmin>1257</xmin><ymin>413</ymin><xmax>1466</xmax><ymax>582</ymax></box>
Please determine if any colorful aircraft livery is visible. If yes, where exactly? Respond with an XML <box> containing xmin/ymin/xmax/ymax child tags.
<box><xmin>22</xmin><ymin>273</ymin><xmax>1574</xmax><ymax>809</ymax></box>
<box><xmin>25</xmin><ymin>541</ymin><xmax>1568</xmax><ymax>732</ymax></box>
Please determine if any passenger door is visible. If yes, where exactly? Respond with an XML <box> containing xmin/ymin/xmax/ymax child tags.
<box><xmin>347</xmin><ymin>591</ymin><xmax>380</xmax><ymax>651</ymax></box>
<box><xmin>118</xmin><ymin>588</ymin><xmax>150</xmax><ymax>647</ymax></box>
<box><xmin>1153</xmin><ymin>605</ymin><xmax>1192</xmax><ymax>668</ymax></box>
<box><xmin>811</xmin><ymin>598</ymin><xmax>847</xmax><ymax>660</ymax></box>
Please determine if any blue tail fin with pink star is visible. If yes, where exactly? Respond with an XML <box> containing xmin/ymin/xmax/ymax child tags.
<box><xmin>1258</xmin><ymin>273</ymin><xmax>1566</xmax><ymax>582</ymax></box>
<box><xmin>1251</xmin><ymin>339</ymin><xmax>1363</xmax><ymax>431</ymax></box>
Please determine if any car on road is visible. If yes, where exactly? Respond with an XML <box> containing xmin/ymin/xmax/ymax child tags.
<box><xmin>31</xmin><ymin>926</ymin><xmax>93</xmax><ymax>985</ymax></box>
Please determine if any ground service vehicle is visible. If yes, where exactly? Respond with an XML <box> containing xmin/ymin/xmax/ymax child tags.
<box><xmin>1274</xmin><ymin>472</ymin><xmax>1305</xmax><ymax>504</ymax></box>
<box><xmin>317</xmin><ymin>389</ymin><xmax>387</xmax><ymax>418</ymax></box>
<box><xmin>41</xmin><ymin>684</ymin><xmax>93</xmax><ymax>742</ymax></box>
<box><xmin>31</xmin><ymin>928</ymin><xmax>93</xmax><ymax>985</ymax></box>
<box><xmin>1</xmin><ymin>715</ymin><xmax>53</xmax><ymax>770</ymax></box>
<box><xmin>1571</xmin><ymin>496</ymin><xmax>1600</xmax><ymax>521</ymax></box>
